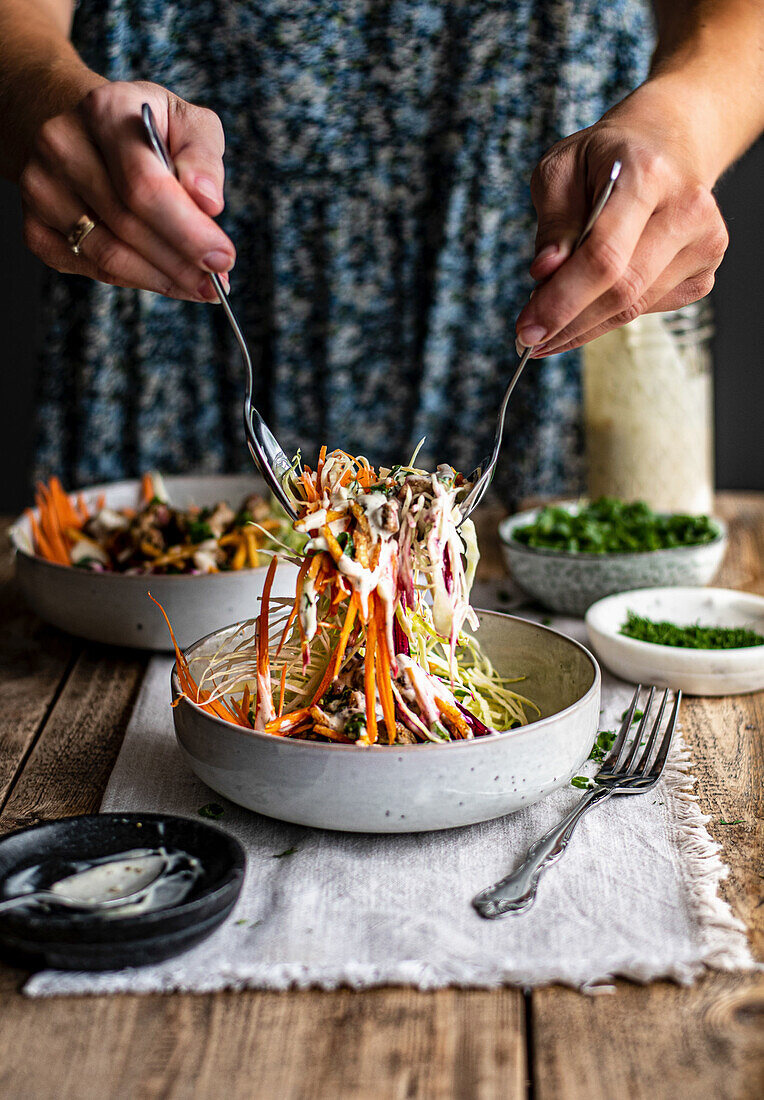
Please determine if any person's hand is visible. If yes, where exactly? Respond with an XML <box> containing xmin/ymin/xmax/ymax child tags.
<box><xmin>516</xmin><ymin>92</ymin><xmax>729</xmax><ymax>358</ymax></box>
<box><xmin>19</xmin><ymin>80</ymin><xmax>235</xmax><ymax>302</ymax></box>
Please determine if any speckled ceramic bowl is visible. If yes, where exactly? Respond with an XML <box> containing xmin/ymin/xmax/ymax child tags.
<box><xmin>10</xmin><ymin>474</ymin><xmax>299</xmax><ymax>651</ymax></box>
<box><xmin>499</xmin><ymin>503</ymin><xmax>727</xmax><ymax>617</ymax></box>
<box><xmin>171</xmin><ymin>611</ymin><xmax>601</xmax><ymax>833</ymax></box>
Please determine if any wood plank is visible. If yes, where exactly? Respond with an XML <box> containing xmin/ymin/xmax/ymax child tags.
<box><xmin>0</xmin><ymin>972</ymin><xmax>526</xmax><ymax>1100</ymax></box>
<box><xmin>533</xmin><ymin>974</ymin><xmax>764</xmax><ymax>1100</ymax></box>
<box><xmin>0</xmin><ymin>518</ymin><xmax>80</xmax><ymax>808</ymax></box>
<box><xmin>0</xmin><ymin>643</ymin><xmax>148</xmax><ymax>834</ymax></box>
<box><xmin>715</xmin><ymin>493</ymin><xmax>764</xmax><ymax>595</ymax></box>
<box><xmin>532</xmin><ymin>494</ymin><xmax>764</xmax><ymax>1100</ymax></box>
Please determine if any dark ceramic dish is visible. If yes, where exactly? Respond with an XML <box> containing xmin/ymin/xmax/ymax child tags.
<box><xmin>0</xmin><ymin>813</ymin><xmax>245</xmax><ymax>971</ymax></box>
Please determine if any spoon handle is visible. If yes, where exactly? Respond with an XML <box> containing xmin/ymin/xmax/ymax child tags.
<box><xmin>0</xmin><ymin>893</ymin><xmax>41</xmax><ymax>914</ymax></box>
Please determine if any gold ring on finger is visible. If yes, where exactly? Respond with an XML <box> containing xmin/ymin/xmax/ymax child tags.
<box><xmin>66</xmin><ymin>214</ymin><xmax>98</xmax><ymax>256</ymax></box>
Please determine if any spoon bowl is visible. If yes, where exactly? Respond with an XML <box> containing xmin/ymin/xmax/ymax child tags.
<box><xmin>0</xmin><ymin>851</ymin><xmax>169</xmax><ymax>914</ymax></box>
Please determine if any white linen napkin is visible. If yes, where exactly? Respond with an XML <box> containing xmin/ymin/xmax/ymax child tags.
<box><xmin>25</xmin><ymin>601</ymin><xmax>754</xmax><ymax>996</ymax></box>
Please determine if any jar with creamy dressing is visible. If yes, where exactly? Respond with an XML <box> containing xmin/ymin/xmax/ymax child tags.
<box><xmin>582</xmin><ymin>301</ymin><xmax>715</xmax><ymax>514</ymax></box>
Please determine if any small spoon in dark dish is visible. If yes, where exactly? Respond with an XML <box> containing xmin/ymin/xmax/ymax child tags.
<box><xmin>0</xmin><ymin>850</ymin><xmax>170</xmax><ymax>915</ymax></box>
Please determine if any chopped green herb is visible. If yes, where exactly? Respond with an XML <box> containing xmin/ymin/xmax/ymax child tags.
<box><xmin>718</xmin><ymin>819</ymin><xmax>744</xmax><ymax>826</ymax></box>
<box><xmin>343</xmin><ymin>712</ymin><xmax>367</xmax><ymax>739</ymax></box>
<box><xmin>336</xmin><ymin>531</ymin><xmax>355</xmax><ymax>557</ymax></box>
<box><xmin>198</xmin><ymin>802</ymin><xmax>225</xmax><ymax>820</ymax></box>
<box><xmin>588</xmin><ymin>730</ymin><xmax>617</xmax><ymax>763</ymax></box>
<box><xmin>541</xmin><ymin>616</ymin><xmax>552</xmax><ymax>626</ymax></box>
<box><xmin>571</xmin><ymin>776</ymin><xmax>592</xmax><ymax>789</ymax></box>
<box><xmin>621</xmin><ymin>611</ymin><xmax>764</xmax><ymax>650</ymax></box>
<box><xmin>188</xmin><ymin>520</ymin><xmax>214</xmax><ymax>543</ymax></box>
<box><xmin>273</xmin><ymin>846</ymin><xmax>298</xmax><ymax>859</ymax></box>
<box><xmin>621</xmin><ymin>707</ymin><xmax>644</xmax><ymax>723</ymax></box>
<box><xmin>512</xmin><ymin>498</ymin><xmax>719</xmax><ymax>554</ymax></box>
<box><xmin>235</xmin><ymin>919</ymin><xmax>248</xmax><ymax>925</ymax></box>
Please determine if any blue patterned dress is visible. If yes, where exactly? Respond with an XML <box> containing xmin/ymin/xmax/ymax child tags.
<box><xmin>36</xmin><ymin>0</ymin><xmax>653</xmax><ymax>504</ymax></box>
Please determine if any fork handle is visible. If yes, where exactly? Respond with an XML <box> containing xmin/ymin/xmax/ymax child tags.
<box><xmin>472</xmin><ymin>785</ymin><xmax>613</xmax><ymax>918</ymax></box>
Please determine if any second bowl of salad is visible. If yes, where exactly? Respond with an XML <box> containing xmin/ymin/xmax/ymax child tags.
<box><xmin>499</xmin><ymin>498</ymin><xmax>727</xmax><ymax>616</ymax></box>
<box><xmin>10</xmin><ymin>473</ymin><xmax>301</xmax><ymax>650</ymax></box>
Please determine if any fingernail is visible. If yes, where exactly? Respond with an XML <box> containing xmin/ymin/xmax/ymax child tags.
<box><xmin>515</xmin><ymin>337</ymin><xmax>525</xmax><ymax>357</ymax></box>
<box><xmin>201</xmin><ymin>249</ymin><xmax>233</xmax><ymax>273</ymax></box>
<box><xmin>517</xmin><ymin>324</ymin><xmax>548</xmax><ymax>348</ymax></box>
<box><xmin>195</xmin><ymin>176</ymin><xmax>223</xmax><ymax>207</ymax></box>
<box><xmin>533</xmin><ymin>244</ymin><xmax>559</xmax><ymax>265</ymax></box>
<box><xmin>198</xmin><ymin>278</ymin><xmax>218</xmax><ymax>301</ymax></box>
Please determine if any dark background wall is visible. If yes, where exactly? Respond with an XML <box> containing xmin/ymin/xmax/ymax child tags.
<box><xmin>0</xmin><ymin>140</ymin><xmax>761</xmax><ymax>513</ymax></box>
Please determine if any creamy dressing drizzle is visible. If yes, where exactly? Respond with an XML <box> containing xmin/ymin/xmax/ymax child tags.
<box><xmin>3</xmin><ymin>847</ymin><xmax>202</xmax><ymax>918</ymax></box>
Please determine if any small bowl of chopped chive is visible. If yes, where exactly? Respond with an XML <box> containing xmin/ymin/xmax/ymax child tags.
<box><xmin>498</xmin><ymin>498</ymin><xmax>727</xmax><ymax>616</ymax></box>
<box><xmin>585</xmin><ymin>586</ymin><xmax>764</xmax><ymax>695</ymax></box>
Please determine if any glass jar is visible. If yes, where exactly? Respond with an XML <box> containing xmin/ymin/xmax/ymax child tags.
<box><xmin>582</xmin><ymin>301</ymin><xmax>714</xmax><ymax>514</ymax></box>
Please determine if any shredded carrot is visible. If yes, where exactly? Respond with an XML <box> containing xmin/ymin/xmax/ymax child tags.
<box><xmin>26</xmin><ymin>508</ymin><xmax>58</xmax><ymax>564</ymax></box>
<box><xmin>364</xmin><ymin>598</ymin><xmax>379</xmax><ymax>744</ymax></box>
<box><xmin>265</xmin><ymin>708</ymin><xmax>311</xmax><ymax>733</ymax></box>
<box><xmin>375</xmin><ymin>606</ymin><xmax>397</xmax><ymax>745</ymax></box>
<box><xmin>35</xmin><ymin>483</ymin><xmax>70</xmax><ymax>564</ymax></box>
<box><xmin>316</xmin><ymin>444</ymin><xmax>327</xmax><ymax>486</ymax></box>
<box><xmin>50</xmin><ymin>477</ymin><xmax>82</xmax><ymax>529</ymax></box>
<box><xmin>257</xmin><ymin>557</ymin><xmax>278</xmax><ymax>675</ymax></box>
<box><xmin>150</xmin><ymin>593</ymin><xmax>245</xmax><ymax>725</ymax></box>
<box><xmin>435</xmin><ymin>698</ymin><xmax>469</xmax><ymax>738</ymax></box>
<box><xmin>141</xmin><ymin>473</ymin><xmax>154</xmax><ymax>504</ymax></box>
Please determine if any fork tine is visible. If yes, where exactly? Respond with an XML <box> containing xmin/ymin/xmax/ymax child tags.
<box><xmin>648</xmin><ymin>690</ymin><xmax>682</xmax><ymax>779</ymax></box>
<box><xmin>633</xmin><ymin>689</ymin><xmax>669</xmax><ymax>776</ymax></box>
<box><xmin>601</xmin><ymin>685</ymin><xmax>641</xmax><ymax>771</ymax></box>
<box><xmin>623</xmin><ymin>686</ymin><xmax>655</xmax><ymax>773</ymax></box>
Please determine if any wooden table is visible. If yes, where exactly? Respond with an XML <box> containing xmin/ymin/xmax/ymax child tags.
<box><xmin>0</xmin><ymin>494</ymin><xmax>762</xmax><ymax>1099</ymax></box>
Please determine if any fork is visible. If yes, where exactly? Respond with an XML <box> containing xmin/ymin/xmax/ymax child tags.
<box><xmin>141</xmin><ymin>104</ymin><xmax>298</xmax><ymax>519</ymax></box>
<box><xmin>457</xmin><ymin>160</ymin><xmax>622</xmax><ymax>525</ymax></box>
<box><xmin>472</xmin><ymin>684</ymin><xmax>681</xmax><ymax>918</ymax></box>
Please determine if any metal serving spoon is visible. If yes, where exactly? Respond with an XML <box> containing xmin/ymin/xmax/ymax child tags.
<box><xmin>0</xmin><ymin>851</ymin><xmax>169</xmax><ymax>915</ymax></box>
<box><xmin>141</xmin><ymin>104</ymin><xmax>298</xmax><ymax>519</ymax></box>
<box><xmin>457</xmin><ymin>160</ymin><xmax>622</xmax><ymax>523</ymax></box>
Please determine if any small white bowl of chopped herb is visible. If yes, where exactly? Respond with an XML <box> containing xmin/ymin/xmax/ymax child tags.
<box><xmin>585</xmin><ymin>587</ymin><xmax>764</xmax><ymax>695</ymax></box>
<box><xmin>498</xmin><ymin>498</ymin><xmax>727</xmax><ymax>616</ymax></box>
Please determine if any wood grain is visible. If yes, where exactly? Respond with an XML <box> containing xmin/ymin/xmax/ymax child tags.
<box><xmin>533</xmin><ymin>974</ymin><xmax>764</xmax><ymax>1100</ymax></box>
<box><xmin>0</xmin><ymin>643</ymin><xmax>147</xmax><ymax>834</ymax></box>
<box><xmin>0</xmin><ymin>972</ymin><xmax>525</xmax><ymax>1100</ymax></box>
<box><xmin>0</xmin><ymin>519</ymin><xmax>79</xmax><ymax>809</ymax></box>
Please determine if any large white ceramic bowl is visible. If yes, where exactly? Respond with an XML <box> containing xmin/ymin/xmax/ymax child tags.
<box><xmin>499</xmin><ymin>502</ymin><xmax>727</xmax><ymax>616</ymax></box>
<box><xmin>171</xmin><ymin>611</ymin><xmax>601</xmax><ymax>833</ymax></box>
<box><xmin>10</xmin><ymin>474</ymin><xmax>299</xmax><ymax>651</ymax></box>
<box><xmin>586</xmin><ymin>586</ymin><xmax>764</xmax><ymax>696</ymax></box>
